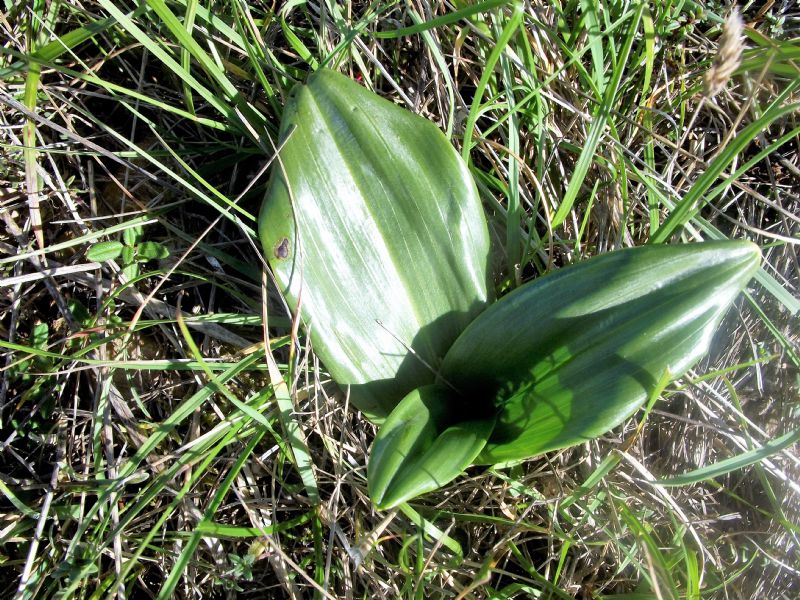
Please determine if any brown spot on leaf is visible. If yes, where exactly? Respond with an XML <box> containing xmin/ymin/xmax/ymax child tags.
<box><xmin>274</xmin><ymin>237</ymin><xmax>290</xmax><ymax>259</ymax></box>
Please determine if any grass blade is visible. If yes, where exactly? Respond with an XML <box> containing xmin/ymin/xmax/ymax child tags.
<box><xmin>375</xmin><ymin>0</ymin><xmax>512</xmax><ymax>39</ymax></box>
<box><xmin>651</xmin><ymin>101</ymin><xmax>800</xmax><ymax>243</ymax></box>
<box><xmin>657</xmin><ymin>428</ymin><xmax>800</xmax><ymax>487</ymax></box>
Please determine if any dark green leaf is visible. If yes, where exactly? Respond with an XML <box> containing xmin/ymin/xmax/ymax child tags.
<box><xmin>259</xmin><ymin>69</ymin><xmax>492</xmax><ymax>421</ymax></box>
<box><xmin>441</xmin><ymin>242</ymin><xmax>761</xmax><ymax>464</ymax></box>
<box><xmin>86</xmin><ymin>241</ymin><xmax>123</xmax><ymax>262</ymax></box>
<box><xmin>368</xmin><ymin>385</ymin><xmax>495</xmax><ymax>509</ymax></box>
<box><xmin>136</xmin><ymin>241</ymin><xmax>170</xmax><ymax>261</ymax></box>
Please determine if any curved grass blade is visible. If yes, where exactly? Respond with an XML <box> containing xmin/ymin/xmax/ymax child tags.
<box><xmin>56</xmin><ymin>351</ymin><xmax>267</xmax><ymax>597</ymax></box>
<box><xmin>396</xmin><ymin>503</ymin><xmax>464</xmax><ymax>559</ymax></box>
<box><xmin>374</xmin><ymin>0</ymin><xmax>512</xmax><ymax>39</ymax></box>
<box><xmin>657</xmin><ymin>428</ymin><xmax>800</xmax><ymax>487</ymax></box>
<box><xmin>176</xmin><ymin>307</ymin><xmax>320</xmax><ymax>505</ymax></box>
<box><xmin>651</xmin><ymin>100</ymin><xmax>800</xmax><ymax>243</ymax></box>
<box><xmin>461</xmin><ymin>3</ymin><xmax>523</xmax><ymax>164</ymax></box>
<box><xmin>158</xmin><ymin>428</ymin><xmax>266</xmax><ymax>600</ymax></box>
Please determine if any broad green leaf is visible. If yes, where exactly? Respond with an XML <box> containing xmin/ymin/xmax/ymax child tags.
<box><xmin>441</xmin><ymin>241</ymin><xmax>761</xmax><ymax>464</ymax></box>
<box><xmin>368</xmin><ymin>385</ymin><xmax>495</xmax><ymax>509</ymax></box>
<box><xmin>259</xmin><ymin>68</ymin><xmax>492</xmax><ymax>421</ymax></box>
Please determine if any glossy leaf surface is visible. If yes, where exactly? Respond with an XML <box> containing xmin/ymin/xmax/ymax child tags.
<box><xmin>368</xmin><ymin>385</ymin><xmax>495</xmax><ymax>509</ymax></box>
<box><xmin>441</xmin><ymin>241</ymin><xmax>761</xmax><ymax>464</ymax></box>
<box><xmin>259</xmin><ymin>69</ymin><xmax>491</xmax><ymax>421</ymax></box>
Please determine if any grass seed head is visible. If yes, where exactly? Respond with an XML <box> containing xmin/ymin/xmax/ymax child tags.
<box><xmin>704</xmin><ymin>8</ymin><xmax>745</xmax><ymax>98</ymax></box>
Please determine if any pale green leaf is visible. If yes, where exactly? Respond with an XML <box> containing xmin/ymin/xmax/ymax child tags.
<box><xmin>259</xmin><ymin>68</ymin><xmax>492</xmax><ymax>421</ymax></box>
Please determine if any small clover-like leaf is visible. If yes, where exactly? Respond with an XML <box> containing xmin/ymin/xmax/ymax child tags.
<box><xmin>123</xmin><ymin>224</ymin><xmax>144</xmax><ymax>247</ymax></box>
<box><xmin>136</xmin><ymin>241</ymin><xmax>170</xmax><ymax>261</ymax></box>
<box><xmin>86</xmin><ymin>241</ymin><xmax>123</xmax><ymax>262</ymax></box>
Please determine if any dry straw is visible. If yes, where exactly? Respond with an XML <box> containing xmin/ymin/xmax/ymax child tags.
<box><xmin>704</xmin><ymin>8</ymin><xmax>745</xmax><ymax>98</ymax></box>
